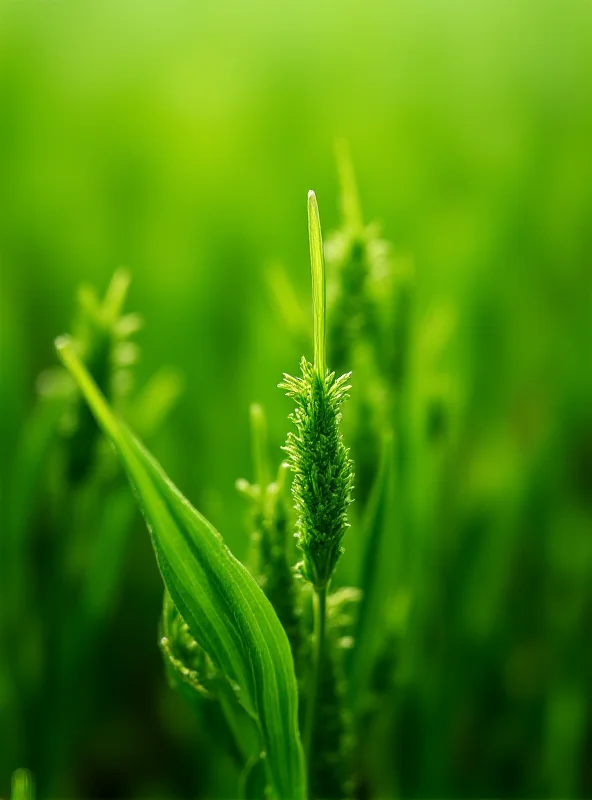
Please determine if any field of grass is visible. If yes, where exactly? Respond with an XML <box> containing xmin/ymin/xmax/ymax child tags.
<box><xmin>1</xmin><ymin>2</ymin><xmax>591</xmax><ymax>798</ymax></box>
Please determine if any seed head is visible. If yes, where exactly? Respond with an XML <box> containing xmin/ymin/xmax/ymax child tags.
<box><xmin>280</xmin><ymin>357</ymin><xmax>354</xmax><ymax>590</ymax></box>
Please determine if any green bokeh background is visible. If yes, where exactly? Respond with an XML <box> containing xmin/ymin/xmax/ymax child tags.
<box><xmin>1</xmin><ymin>1</ymin><xmax>591</xmax><ymax>798</ymax></box>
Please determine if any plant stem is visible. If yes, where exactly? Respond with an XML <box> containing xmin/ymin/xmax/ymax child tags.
<box><xmin>308</xmin><ymin>190</ymin><xmax>326</xmax><ymax>378</ymax></box>
<box><xmin>304</xmin><ymin>583</ymin><xmax>328</xmax><ymax>786</ymax></box>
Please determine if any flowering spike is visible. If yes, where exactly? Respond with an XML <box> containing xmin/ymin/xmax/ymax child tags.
<box><xmin>279</xmin><ymin>358</ymin><xmax>354</xmax><ymax>590</ymax></box>
<box><xmin>280</xmin><ymin>192</ymin><xmax>354</xmax><ymax>591</ymax></box>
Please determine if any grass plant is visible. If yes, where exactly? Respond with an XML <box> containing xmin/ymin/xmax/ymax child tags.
<box><xmin>49</xmin><ymin>189</ymin><xmax>368</xmax><ymax>799</ymax></box>
<box><xmin>4</xmin><ymin>156</ymin><xmax>591</xmax><ymax>800</ymax></box>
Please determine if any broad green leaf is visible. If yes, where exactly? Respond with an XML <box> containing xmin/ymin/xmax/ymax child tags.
<box><xmin>56</xmin><ymin>337</ymin><xmax>306</xmax><ymax>800</ymax></box>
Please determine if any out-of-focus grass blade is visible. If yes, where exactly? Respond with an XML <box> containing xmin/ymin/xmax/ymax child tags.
<box><xmin>334</xmin><ymin>139</ymin><xmax>363</xmax><ymax>234</ymax></box>
<box><xmin>127</xmin><ymin>366</ymin><xmax>184</xmax><ymax>438</ymax></box>
<box><xmin>240</xmin><ymin>754</ymin><xmax>268</xmax><ymax>800</ymax></box>
<box><xmin>4</xmin><ymin>390</ymin><xmax>66</xmax><ymax>624</ymax></box>
<box><xmin>10</xmin><ymin>769</ymin><xmax>34</xmax><ymax>800</ymax></box>
<box><xmin>349</xmin><ymin>431</ymin><xmax>394</xmax><ymax>707</ymax></box>
<box><xmin>2</xmin><ymin>387</ymin><xmax>67</xmax><ymax>771</ymax></box>
<box><xmin>55</xmin><ymin>337</ymin><xmax>306</xmax><ymax>800</ymax></box>
<box><xmin>81</xmin><ymin>487</ymin><xmax>135</xmax><ymax>625</ymax></box>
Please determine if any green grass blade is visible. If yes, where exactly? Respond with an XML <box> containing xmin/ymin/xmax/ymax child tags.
<box><xmin>55</xmin><ymin>337</ymin><xmax>306</xmax><ymax>800</ymax></box>
<box><xmin>307</xmin><ymin>190</ymin><xmax>326</xmax><ymax>378</ymax></box>
<box><xmin>334</xmin><ymin>139</ymin><xmax>363</xmax><ymax>234</ymax></box>
<box><xmin>240</xmin><ymin>754</ymin><xmax>268</xmax><ymax>800</ymax></box>
<box><xmin>10</xmin><ymin>769</ymin><xmax>35</xmax><ymax>800</ymax></box>
<box><xmin>349</xmin><ymin>431</ymin><xmax>394</xmax><ymax>706</ymax></box>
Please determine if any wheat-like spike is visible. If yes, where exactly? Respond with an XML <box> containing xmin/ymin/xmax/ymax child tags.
<box><xmin>279</xmin><ymin>356</ymin><xmax>354</xmax><ymax>591</ymax></box>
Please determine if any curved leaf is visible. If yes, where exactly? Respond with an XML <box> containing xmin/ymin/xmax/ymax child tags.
<box><xmin>56</xmin><ymin>337</ymin><xmax>306</xmax><ymax>800</ymax></box>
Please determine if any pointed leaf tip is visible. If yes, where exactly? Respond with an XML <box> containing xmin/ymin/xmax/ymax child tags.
<box><xmin>307</xmin><ymin>190</ymin><xmax>326</xmax><ymax>378</ymax></box>
<box><xmin>54</xmin><ymin>335</ymin><xmax>71</xmax><ymax>353</ymax></box>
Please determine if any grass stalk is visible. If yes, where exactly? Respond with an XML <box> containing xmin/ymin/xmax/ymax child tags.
<box><xmin>304</xmin><ymin>583</ymin><xmax>328</xmax><ymax>777</ymax></box>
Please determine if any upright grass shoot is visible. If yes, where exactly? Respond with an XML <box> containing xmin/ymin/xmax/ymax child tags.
<box><xmin>280</xmin><ymin>191</ymin><xmax>355</xmax><ymax>782</ymax></box>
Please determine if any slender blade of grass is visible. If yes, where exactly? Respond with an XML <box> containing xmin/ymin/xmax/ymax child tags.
<box><xmin>307</xmin><ymin>190</ymin><xmax>326</xmax><ymax>378</ymax></box>
<box><xmin>55</xmin><ymin>337</ymin><xmax>306</xmax><ymax>800</ymax></box>
<box><xmin>349</xmin><ymin>431</ymin><xmax>394</xmax><ymax>707</ymax></box>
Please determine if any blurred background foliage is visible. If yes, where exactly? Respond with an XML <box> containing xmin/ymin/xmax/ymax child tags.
<box><xmin>1</xmin><ymin>0</ymin><xmax>591</xmax><ymax>798</ymax></box>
